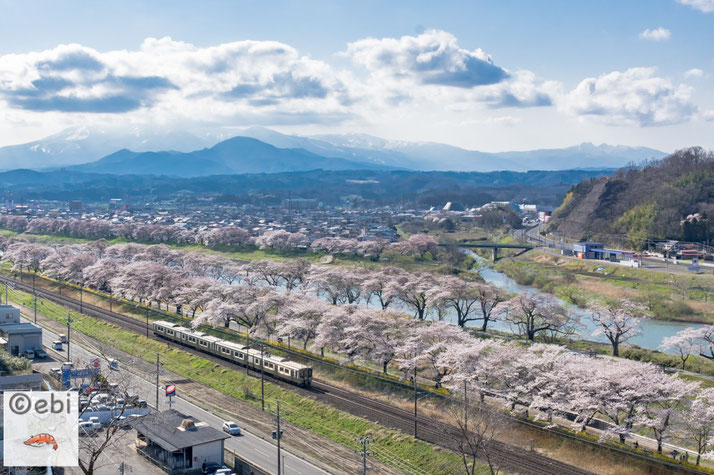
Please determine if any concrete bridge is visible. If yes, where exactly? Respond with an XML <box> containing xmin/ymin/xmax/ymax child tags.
<box><xmin>439</xmin><ymin>242</ymin><xmax>534</xmax><ymax>261</ymax></box>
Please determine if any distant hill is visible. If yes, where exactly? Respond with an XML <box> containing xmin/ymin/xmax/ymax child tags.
<box><xmin>0</xmin><ymin>124</ymin><xmax>666</xmax><ymax>173</ymax></box>
<box><xmin>309</xmin><ymin>132</ymin><xmax>666</xmax><ymax>171</ymax></box>
<box><xmin>0</xmin><ymin>125</ymin><xmax>217</xmax><ymax>171</ymax></box>
<box><xmin>547</xmin><ymin>147</ymin><xmax>714</xmax><ymax>248</ymax></box>
<box><xmin>69</xmin><ymin>136</ymin><xmax>391</xmax><ymax>177</ymax></box>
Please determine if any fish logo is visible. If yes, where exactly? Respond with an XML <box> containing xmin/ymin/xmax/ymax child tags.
<box><xmin>23</xmin><ymin>433</ymin><xmax>58</xmax><ymax>450</ymax></box>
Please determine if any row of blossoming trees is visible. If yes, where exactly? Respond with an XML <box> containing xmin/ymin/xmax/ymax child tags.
<box><xmin>3</xmin><ymin>237</ymin><xmax>714</xmax><ymax>462</ymax></box>
<box><xmin>0</xmin><ymin>215</ymin><xmax>442</xmax><ymax>260</ymax></box>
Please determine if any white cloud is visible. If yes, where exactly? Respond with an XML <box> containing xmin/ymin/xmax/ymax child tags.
<box><xmin>0</xmin><ymin>38</ymin><xmax>353</xmax><ymax>124</ymax></box>
<box><xmin>703</xmin><ymin>110</ymin><xmax>714</xmax><ymax>121</ymax></box>
<box><xmin>346</xmin><ymin>29</ymin><xmax>508</xmax><ymax>88</ymax></box>
<box><xmin>639</xmin><ymin>27</ymin><xmax>671</xmax><ymax>41</ymax></box>
<box><xmin>676</xmin><ymin>0</ymin><xmax>714</xmax><ymax>12</ymax></box>
<box><xmin>685</xmin><ymin>68</ymin><xmax>704</xmax><ymax>78</ymax></box>
<box><xmin>563</xmin><ymin>67</ymin><xmax>697</xmax><ymax>126</ymax></box>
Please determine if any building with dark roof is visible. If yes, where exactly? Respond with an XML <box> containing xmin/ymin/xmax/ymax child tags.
<box><xmin>133</xmin><ymin>409</ymin><xmax>229</xmax><ymax>474</ymax></box>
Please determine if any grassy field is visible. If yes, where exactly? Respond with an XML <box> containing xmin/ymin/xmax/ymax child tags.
<box><xmin>5</xmin><ymin>285</ymin><xmax>475</xmax><ymax>475</ymax></box>
<box><xmin>494</xmin><ymin>250</ymin><xmax>714</xmax><ymax>324</ymax></box>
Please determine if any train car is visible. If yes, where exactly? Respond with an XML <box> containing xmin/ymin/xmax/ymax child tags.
<box><xmin>152</xmin><ymin>320</ymin><xmax>312</xmax><ymax>386</ymax></box>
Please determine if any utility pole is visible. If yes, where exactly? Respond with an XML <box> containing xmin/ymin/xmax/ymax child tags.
<box><xmin>67</xmin><ymin>314</ymin><xmax>72</xmax><ymax>361</ymax></box>
<box><xmin>146</xmin><ymin>306</ymin><xmax>150</xmax><ymax>338</ymax></box>
<box><xmin>359</xmin><ymin>438</ymin><xmax>372</xmax><ymax>475</ymax></box>
<box><xmin>4</xmin><ymin>281</ymin><xmax>7</xmax><ymax>305</ymax></box>
<box><xmin>33</xmin><ymin>292</ymin><xmax>37</xmax><ymax>324</ymax></box>
<box><xmin>273</xmin><ymin>401</ymin><xmax>282</xmax><ymax>475</ymax></box>
<box><xmin>79</xmin><ymin>287</ymin><xmax>83</xmax><ymax>314</ymax></box>
<box><xmin>464</xmin><ymin>380</ymin><xmax>468</xmax><ymax>432</ymax></box>
<box><xmin>260</xmin><ymin>343</ymin><xmax>265</xmax><ymax>411</ymax></box>
<box><xmin>155</xmin><ymin>353</ymin><xmax>160</xmax><ymax>411</ymax></box>
<box><xmin>413</xmin><ymin>365</ymin><xmax>418</xmax><ymax>439</ymax></box>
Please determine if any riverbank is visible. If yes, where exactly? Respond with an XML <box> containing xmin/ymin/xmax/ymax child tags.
<box><xmin>493</xmin><ymin>250</ymin><xmax>714</xmax><ymax>324</ymax></box>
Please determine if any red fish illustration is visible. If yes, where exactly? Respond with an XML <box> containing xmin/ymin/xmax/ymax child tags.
<box><xmin>24</xmin><ymin>433</ymin><xmax>58</xmax><ymax>450</ymax></box>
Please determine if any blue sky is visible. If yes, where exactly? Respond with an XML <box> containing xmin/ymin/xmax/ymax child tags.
<box><xmin>0</xmin><ymin>0</ymin><xmax>712</xmax><ymax>152</ymax></box>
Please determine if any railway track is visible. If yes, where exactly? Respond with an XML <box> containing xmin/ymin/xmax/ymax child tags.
<box><xmin>5</xmin><ymin>275</ymin><xmax>592</xmax><ymax>475</ymax></box>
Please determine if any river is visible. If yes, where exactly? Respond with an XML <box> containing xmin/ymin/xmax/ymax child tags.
<box><xmin>466</xmin><ymin>251</ymin><xmax>710</xmax><ymax>353</ymax></box>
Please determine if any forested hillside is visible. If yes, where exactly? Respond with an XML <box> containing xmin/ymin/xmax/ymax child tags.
<box><xmin>547</xmin><ymin>147</ymin><xmax>714</xmax><ymax>248</ymax></box>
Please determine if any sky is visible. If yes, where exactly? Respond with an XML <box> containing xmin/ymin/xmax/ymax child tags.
<box><xmin>0</xmin><ymin>0</ymin><xmax>713</xmax><ymax>153</ymax></box>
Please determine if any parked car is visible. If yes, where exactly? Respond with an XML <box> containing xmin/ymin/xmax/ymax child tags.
<box><xmin>222</xmin><ymin>421</ymin><xmax>241</xmax><ymax>436</ymax></box>
<box><xmin>215</xmin><ymin>468</ymin><xmax>233</xmax><ymax>475</ymax></box>
<box><xmin>201</xmin><ymin>463</ymin><xmax>223</xmax><ymax>474</ymax></box>
<box><xmin>22</xmin><ymin>350</ymin><xmax>35</xmax><ymax>359</ymax></box>
<box><xmin>53</xmin><ymin>340</ymin><xmax>63</xmax><ymax>350</ymax></box>
<box><xmin>79</xmin><ymin>421</ymin><xmax>100</xmax><ymax>436</ymax></box>
<box><xmin>33</xmin><ymin>348</ymin><xmax>47</xmax><ymax>359</ymax></box>
<box><xmin>59</xmin><ymin>334</ymin><xmax>68</xmax><ymax>343</ymax></box>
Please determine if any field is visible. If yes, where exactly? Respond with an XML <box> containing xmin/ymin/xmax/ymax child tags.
<box><xmin>494</xmin><ymin>250</ymin><xmax>714</xmax><ymax>324</ymax></box>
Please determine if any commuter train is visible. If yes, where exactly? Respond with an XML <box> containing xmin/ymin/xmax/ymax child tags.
<box><xmin>152</xmin><ymin>320</ymin><xmax>312</xmax><ymax>387</ymax></box>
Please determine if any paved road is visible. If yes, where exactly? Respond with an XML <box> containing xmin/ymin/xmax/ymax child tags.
<box><xmin>513</xmin><ymin>225</ymin><xmax>714</xmax><ymax>277</ymax></box>
<box><xmin>28</xmin><ymin>314</ymin><xmax>328</xmax><ymax>475</ymax></box>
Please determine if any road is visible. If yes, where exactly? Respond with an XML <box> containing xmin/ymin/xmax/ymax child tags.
<box><xmin>27</xmin><ymin>314</ymin><xmax>329</xmax><ymax>475</ymax></box>
<box><xmin>513</xmin><ymin>225</ymin><xmax>714</xmax><ymax>277</ymax></box>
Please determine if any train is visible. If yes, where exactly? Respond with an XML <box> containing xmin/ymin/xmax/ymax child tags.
<box><xmin>152</xmin><ymin>320</ymin><xmax>313</xmax><ymax>387</ymax></box>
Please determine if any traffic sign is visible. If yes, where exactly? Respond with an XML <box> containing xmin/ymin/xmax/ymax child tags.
<box><xmin>165</xmin><ymin>384</ymin><xmax>176</xmax><ymax>397</ymax></box>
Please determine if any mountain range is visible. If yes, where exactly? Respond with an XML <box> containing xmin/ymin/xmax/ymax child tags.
<box><xmin>0</xmin><ymin>125</ymin><xmax>668</xmax><ymax>176</ymax></box>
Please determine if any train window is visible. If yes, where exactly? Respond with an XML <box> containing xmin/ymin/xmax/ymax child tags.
<box><xmin>156</xmin><ymin>327</ymin><xmax>164</xmax><ymax>332</ymax></box>
<box><xmin>199</xmin><ymin>340</ymin><xmax>207</xmax><ymax>347</ymax></box>
<box><xmin>189</xmin><ymin>337</ymin><xmax>196</xmax><ymax>342</ymax></box>
<box><xmin>167</xmin><ymin>330</ymin><xmax>174</xmax><ymax>335</ymax></box>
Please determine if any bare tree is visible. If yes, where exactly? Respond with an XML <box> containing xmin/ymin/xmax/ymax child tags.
<box><xmin>447</xmin><ymin>398</ymin><xmax>510</xmax><ymax>475</ymax></box>
<box><xmin>72</xmin><ymin>354</ymin><xmax>150</xmax><ymax>475</ymax></box>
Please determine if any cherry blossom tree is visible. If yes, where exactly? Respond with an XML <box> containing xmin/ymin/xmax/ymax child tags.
<box><xmin>389</xmin><ymin>234</ymin><xmax>439</xmax><ymax>258</ymax></box>
<box><xmin>680</xmin><ymin>387</ymin><xmax>714</xmax><ymax>465</ymax></box>
<box><xmin>427</xmin><ymin>276</ymin><xmax>483</xmax><ymax>327</ymax></box>
<box><xmin>696</xmin><ymin>325</ymin><xmax>714</xmax><ymax>360</ymax></box>
<box><xmin>276</xmin><ymin>293</ymin><xmax>330</xmax><ymax>349</ymax></box>
<box><xmin>590</xmin><ymin>301</ymin><xmax>644</xmax><ymax>356</ymax></box>
<box><xmin>396</xmin><ymin>321</ymin><xmax>470</xmax><ymax>386</ymax></box>
<box><xmin>385</xmin><ymin>272</ymin><xmax>436</xmax><ymax>320</ymax></box>
<box><xmin>660</xmin><ymin>327</ymin><xmax>703</xmax><ymax>369</ymax></box>
<box><xmin>502</xmin><ymin>292</ymin><xmax>576</xmax><ymax>341</ymax></box>
<box><xmin>472</xmin><ymin>283</ymin><xmax>508</xmax><ymax>332</ymax></box>
<box><xmin>308</xmin><ymin>266</ymin><xmax>364</xmax><ymax>305</ymax></box>
<box><xmin>361</xmin><ymin>266</ymin><xmax>404</xmax><ymax>309</ymax></box>
<box><xmin>255</xmin><ymin>230</ymin><xmax>307</xmax><ymax>250</ymax></box>
<box><xmin>314</xmin><ymin>305</ymin><xmax>351</xmax><ymax>357</ymax></box>
<box><xmin>340</xmin><ymin>309</ymin><xmax>407</xmax><ymax>373</ymax></box>
<box><xmin>635</xmin><ymin>376</ymin><xmax>700</xmax><ymax>453</ymax></box>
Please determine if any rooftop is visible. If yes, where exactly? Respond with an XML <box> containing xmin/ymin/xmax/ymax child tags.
<box><xmin>133</xmin><ymin>410</ymin><xmax>229</xmax><ymax>452</ymax></box>
<box><xmin>0</xmin><ymin>323</ymin><xmax>42</xmax><ymax>335</ymax></box>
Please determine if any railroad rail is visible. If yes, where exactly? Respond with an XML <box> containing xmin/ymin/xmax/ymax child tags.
<box><xmin>3</xmin><ymin>275</ymin><xmax>592</xmax><ymax>475</ymax></box>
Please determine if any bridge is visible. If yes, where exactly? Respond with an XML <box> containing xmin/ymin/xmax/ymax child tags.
<box><xmin>439</xmin><ymin>242</ymin><xmax>534</xmax><ymax>261</ymax></box>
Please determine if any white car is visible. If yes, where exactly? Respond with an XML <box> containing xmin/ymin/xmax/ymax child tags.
<box><xmin>79</xmin><ymin>421</ymin><xmax>100</xmax><ymax>436</ymax></box>
<box><xmin>222</xmin><ymin>421</ymin><xmax>241</xmax><ymax>435</ymax></box>
<box><xmin>22</xmin><ymin>350</ymin><xmax>35</xmax><ymax>359</ymax></box>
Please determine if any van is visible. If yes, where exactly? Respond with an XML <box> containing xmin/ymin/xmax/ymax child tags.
<box><xmin>53</xmin><ymin>341</ymin><xmax>63</xmax><ymax>350</ymax></box>
<box><xmin>23</xmin><ymin>350</ymin><xmax>35</xmax><ymax>359</ymax></box>
<box><xmin>59</xmin><ymin>334</ymin><xmax>68</xmax><ymax>343</ymax></box>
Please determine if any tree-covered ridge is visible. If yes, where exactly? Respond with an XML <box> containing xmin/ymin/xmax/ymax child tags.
<box><xmin>548</xmin><ymin>147</ymin><xmax>714</xmax><ymax>248</ymax></box>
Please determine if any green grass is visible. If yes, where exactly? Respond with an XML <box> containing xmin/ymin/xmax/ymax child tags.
<box><xmin>493</xmin><ymin>251</ymin><xmax>714</xmax><ymax>324</ymax></box>
<box><xmin>7</xmin><ymin>286</ymin><xmax>476</xmax><ymax>475</ymax></box>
